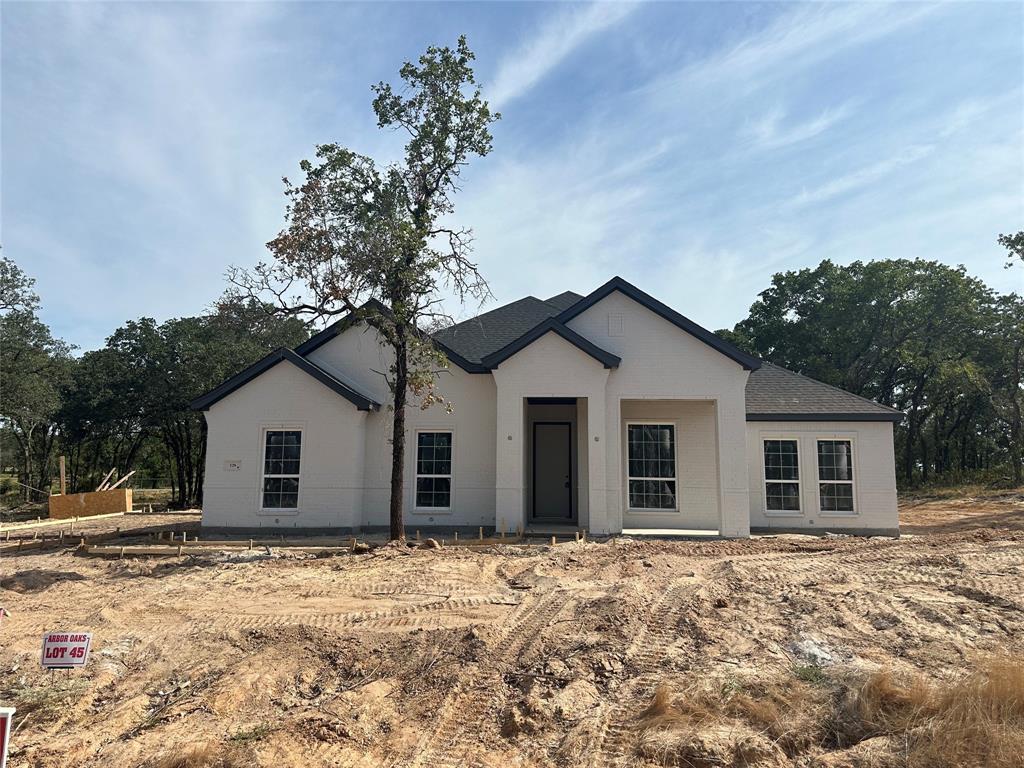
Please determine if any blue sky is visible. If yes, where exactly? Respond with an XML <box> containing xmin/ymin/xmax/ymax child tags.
<box><xmin>3</xmin><ymin>1</ymin><xmax>1022</xmax><ymax>351</ymax></box>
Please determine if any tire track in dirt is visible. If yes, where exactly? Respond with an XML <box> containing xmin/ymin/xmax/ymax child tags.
<box><xmin>405</xmin><ymin>588</ymin><xmax>573</xmax><ymax>768</ymax></box>
<box><xmin>207</xmin><ymin>594</ymin><xmax>520</xmax><ymax>631</ymax></box>
<box><xmin>586</xmin><ymin>579</ymin><xmax>697</xmax><ymax>768</ymax></box>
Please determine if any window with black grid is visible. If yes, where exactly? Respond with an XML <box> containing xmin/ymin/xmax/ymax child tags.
<box><xmin>415</xmin><ymin>431</ymin><xmax>452</xmax><ymax>508</ymax></box>
<box><xmin>262</xmin><ymin>430</ymin><xmax>301</xmax><ymax>509</ymax></box>
<box><xmin>817</xmin><ymin>439</ymin><xmax>854</xmax><ymax>512</ymax></box>
<box><xmin>627</xmin><ymin>424</ymin><xmax>677</xmax><ymax>510</ymax></box>
<box><xmin>763</xmin><ymin>439</ymin><xmax>800</xmax><ymax>512</ymax></box>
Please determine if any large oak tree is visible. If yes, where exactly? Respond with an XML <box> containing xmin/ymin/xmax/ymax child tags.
<box><xmin>226</xmin><ymin>37</ymin><xmax>498</xmax><ymax>539</ymax></box>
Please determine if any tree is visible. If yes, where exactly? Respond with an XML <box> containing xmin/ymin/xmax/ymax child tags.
<box><xmin>729</xmin><ymin>258</ymin><xmax>1011</xmax><ymax>485</ymax></box>
<box><xmin>84</xmin><ymin>302</ymin><xmax>307</xmax><ymax>507</ymax></box>
<box><xmin>983</xmin><ymin>294</ymin><xmax>1024</xmax><ymax>484</ymax></box>
<box><xmin>0</xmin><ymin>254</ymin><xmax>40</xmax><ymax>314</ymax></box>
<box><xmin>1000</xmin><ymin>230</ymin><xmax>1024</xmax><ymax>267</ymax></box>
<box><xmin>0</xmin><ymin>309</ymin><xmax>74</xmax><ymax>499</ymax></box>
<box><xmin>226</xmin><ymin>37</ymin><xmax>499</xmax><ymax>539</ymax></box>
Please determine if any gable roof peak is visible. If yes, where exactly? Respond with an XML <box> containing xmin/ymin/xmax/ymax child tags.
<box><xmin>558</xmin><ymin>276</ymin><xmax>761</xmax><ymax>371</ymax></box>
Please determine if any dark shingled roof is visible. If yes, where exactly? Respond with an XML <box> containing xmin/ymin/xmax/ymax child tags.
<box><xmin>544</xmin><ymin>291</ymin><xmax>585</xmax><ymax>311</ymax></box>
<box><xmin>746</xmin><ymin>363</ymin><xmax>902</xmax><ymax>422</ymax></box>
<box><xmin>281</xmin><ymin>279</ymin><xmax>899</xmax><ymax>423</ymax></box>
<box><xmin>431</xmin><ymin>295</ymin><xmax>575</xmax><ymax>366</ymax></box>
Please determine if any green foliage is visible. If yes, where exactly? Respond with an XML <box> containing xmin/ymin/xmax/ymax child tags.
<box><xmin>226</xmin><ymin>37</ymin><xmax>498</xmax><ymax>538</ymax></box>
<box><xmin>1000</xmin><ymin>230</ymin><xmax>1024</xmax><ymax>267</ymax></box>
<box><xmin>0</xmin><ymin>254</ymin><xmax>40</xmax><ymax>313</ymax></box>
<box><xmin>0</xmin><ymin>306</ymin><xmax>75</xmax><ymax>499</ymax></box>
<box><xmin>793</xmin><ymin>664</ymin><xmax>831</xmax><ymax>687</ymax></box>
<box><xmin>730</xmin><ymin>258</ymin><xmax>1023</xmax><ymax>485</ymax></box>
<box><xmin>0</xmin><ymin>253</ymin><xmax>307</xmax><ymax>510</ymax></box>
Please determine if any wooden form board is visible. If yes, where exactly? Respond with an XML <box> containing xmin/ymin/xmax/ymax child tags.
<box><xmin>48</xmin><ymin>489</ymin><xmax>133</xmax><ymax>520</ymax></box>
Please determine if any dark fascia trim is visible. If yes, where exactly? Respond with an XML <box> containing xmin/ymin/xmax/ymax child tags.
<box><xmin>746</xmin><ymin>412</ymin><xmax>904</xmax><ymax>423</ymax></box>
<box><xmin>557</xmin><ymin>276</ymin><xmax>762</xmax><ymax>371</ymax></box>
<box><xmin>190</xmin><ymin>348</ymin><xmax>380</xmax><ymax>412</ymax></box>
<box><xmin>480</xmin><ymin>318</ymin><xmax>621</xmax><ymax>369</ymax></box>
<box><xmin>431</xmin><ymin>337</ymin><xmax>491</xmax><ymax>373</ymax></box>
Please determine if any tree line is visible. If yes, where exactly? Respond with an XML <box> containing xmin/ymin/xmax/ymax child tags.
<box><xmin>0</xmin><ymin>257</ymin><xmax>306</xmax><ymax>507</ymax></box>
<box><xmin>720</xmin><ymin>248</ymin><xmax>1023</xmax><ymax>487</ymax></box>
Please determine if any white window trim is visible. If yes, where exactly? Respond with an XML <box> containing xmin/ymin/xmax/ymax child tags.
<box><xmin>413</xmin><ymin>428</ymin><xmax>454</xmax><ymax>513</ymax></box>
<box><xmin>259</xmin><ymin>426</ymin><xmax>303</xmax><ymax>515</ymax></box>
<box><xmin>761</xmin><ymin>436</ymin><xmax>803</xmax><ymax>517</ymax></box>
<box><xmin>814</xmin><ymin>436</ymin><xmax>859</xmax><ymax>516</ymax></box>
<box><xmin>625</xmin><ymin>420</ymin><xmax>680</xmax><ymax>513</ymax></box>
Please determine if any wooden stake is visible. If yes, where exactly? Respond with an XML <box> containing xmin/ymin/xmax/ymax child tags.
<box><xmin>479</xmin><ymin>526</ymin><xmax>483</xmax><ymax>541</ymax></box>
<box><xmin>550</xmin><ymin>535</ymin><xmax>556</xmax><ymax>546</ymax></box>
<box><xmin>177</xmin><ymin>545</ymin><xmax>183</xmax><ymax>557</ymax></box>
<box><xmin>575</xmin><ymin>530</ymin><xmax>580</xmax><ymax>542</ymax></box>
<box><xmin>415</xmin><ymin>529</ymin><xmax>421</xmax><ymax>541</ymax></box>
<box><xmin>249</xmin><ymin>539</ymin><xmax>254</xmax><ymax>550</ymax></box>
<box><xmin>454</xmin><ymin>530</ymin><xmax>459</xmax><ymax>543</ymax></box>
<box><xmin>119</xmin><ymin>546</ymin><xmax>125</xmax><ymax>559</ymax></box>
<box><xmin>59</xmin><ymin>455</ymin><xmax>66</xmax><ymax>496</ymax></box>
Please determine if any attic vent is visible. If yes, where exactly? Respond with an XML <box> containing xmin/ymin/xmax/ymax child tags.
<box><xmin>608</xmin><ymin>313</ymin><xmax>624</xmax><ymax>337</ymax></box>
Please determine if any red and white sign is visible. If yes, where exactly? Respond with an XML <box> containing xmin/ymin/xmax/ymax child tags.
<box><xmin>40</xmin><ymin>632</ymin><xmax>92</xmax><ymax>669</ymax></box>
<box><xmin>0</xmin><ymin>707</ymin><xmax>14</xmax><ymax>768</ymax></box>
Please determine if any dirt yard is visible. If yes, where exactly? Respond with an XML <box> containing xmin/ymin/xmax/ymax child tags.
<box><xmin>1</xmin><ymin>492</ymin><xmax>1022</xmax><ymax>767</ymax></box>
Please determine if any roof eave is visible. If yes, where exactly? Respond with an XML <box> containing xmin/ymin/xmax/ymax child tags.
<box><xmin>745</xmin><ymin>412</ymin><xmax>904</xmax><ymax>423</ymax></box>
<box><xmin>480</xmin><ymin>319</ymin><xmax>621</xmax><ymax>370</ymax></box>
<box><xmin>557</xmin><ymin>276</ymin><xmax>762</xmax><ymax>371</ymax></box>
<box><xmin>190</xmin><ymin>348</ymin><xmax>380</xmax><ymax>412</ymax></box>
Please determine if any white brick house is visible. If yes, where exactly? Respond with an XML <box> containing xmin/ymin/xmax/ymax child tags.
<box><xmin>193</xmin><ymin>277</ymin><xmax>902</xmax><ymax>537</ymax></box>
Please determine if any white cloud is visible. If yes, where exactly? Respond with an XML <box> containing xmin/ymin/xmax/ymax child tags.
<box><xmin>743</xmin><ymin>102</ymin><xmax>855</xmax><ymax>150</ymax></box>
<box><xmin>648</xmin><ymin>3</ymin><xmax>939</xmax><ymax>100</ymax></box>
<box><xmin>487</xmin><ymin>2</ymin><xmax>640</xmax><ymax>108</ymax></box>
<box><xmin>790</xmin><ymin>143</ymin><xmax>935</xmax><ymax>208</ymax></box>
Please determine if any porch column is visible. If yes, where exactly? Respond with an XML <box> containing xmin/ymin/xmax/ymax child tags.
<box><xmin>716</xmin><ymin>392</ymin><xmax>751</xmax><ymax>537</ymax></box>
<box><xmin>494</xmin><ymin>387</ymin><xmax>524</xmax><ymax>532</ymax></box>
<box><xmin>586</xmin><ymin>388</ymin><xmax>609</xmax><ymax>534</ymax></box>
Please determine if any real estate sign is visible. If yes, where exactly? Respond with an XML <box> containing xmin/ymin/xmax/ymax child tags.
<box><xmin>40</xmin><ymin>632</ymin><xmax>92</xmax><ymax>669</ymax></box>
<box><xmin>0</xmin><ymin>707</ymin><xmax>14</xmax><ymax>768</ymax></box>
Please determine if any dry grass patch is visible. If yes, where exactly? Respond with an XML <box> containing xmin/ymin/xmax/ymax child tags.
<box><xmin>833</xmin><ymin>656</ymin><xmax>1024</xmax><ymax>767</ymax></box>
<box><xmin>147</xmin><ymin>742</ymin><xmax>247</xmax><ymax>768</ymax></box>
<box><xmin>629</xmin><ymin>657</ymin><xmax>1024</xmax><ymax>767</ymax></box>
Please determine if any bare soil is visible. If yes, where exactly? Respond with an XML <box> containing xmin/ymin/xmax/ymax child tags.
<box><xmin>1</xmin><ymin>493</ymin><xmax>1022</xmax><ymax>767</ymax></box>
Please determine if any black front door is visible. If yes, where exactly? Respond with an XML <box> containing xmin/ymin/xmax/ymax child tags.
<box><xmin>533</xmin><ymin>422</ymin><xmax>573</xmax><ymax>521</ymax></box>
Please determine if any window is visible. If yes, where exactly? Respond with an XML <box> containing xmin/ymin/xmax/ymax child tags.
<box><xmin>818</xmin><ymin>439</ymin><xmax>855</xmax><ymax>513</ymax></box>
<box><xmin>763</xmin><ymin>439</ymin><xmax>800</xmax><ymax>512</ymax></box>
<box><xmin>627</xmin><ymin>423</ymin><xmax>677</xmax><ymax>510</ymax></box>
<box><xmin>415</xmin><ymin>431</ymin><xmax>452</xmax><ymax>508</ymax></box>
<box><xmin>262</xmin><ymin>430</ymin><xmax>301</xmax><ymax>509</ymax></box>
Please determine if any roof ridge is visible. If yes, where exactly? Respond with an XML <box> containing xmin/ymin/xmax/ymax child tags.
<box><xmin>439</xmin><ymin>295</ymin><xmax>549</xmax><ymax>329</ymax></box>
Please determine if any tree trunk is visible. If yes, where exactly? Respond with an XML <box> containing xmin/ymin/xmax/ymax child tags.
<box><xmin>389</xmin><ymin>329</ymin><xmax>409</xmax><ymax>540</ymax></box>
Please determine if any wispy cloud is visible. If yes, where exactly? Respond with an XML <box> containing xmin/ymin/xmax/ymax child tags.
<box><xmin>787</xmin><ymin>94</ymin><xmax>1006</xmax><ymax>209</ymax></box>
<box><xmin>790</xmin><ymin>143</ymin><xmax>935</xmax><ymax>208</ymax></box>
<box><xmin>649</xmin><ymin>3</ymin><xmax>939</xmax><ymax>99</ymax></box>
<box><xmin>487</xmin><ymin>2</ymin><xmax>640</xmax><ymax>108</ymax></box>
<box><xmin>742</xmin><ymin>102</ymin><xmax>855</xmax><ymax>150</ymax></box>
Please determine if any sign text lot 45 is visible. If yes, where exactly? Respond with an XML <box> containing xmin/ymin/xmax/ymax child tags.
<box><xmin>41</xmin><ymin>632</ymin><xmax>92</xmax><ymax>669</ymax></box>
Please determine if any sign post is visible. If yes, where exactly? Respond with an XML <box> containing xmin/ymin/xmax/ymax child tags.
<box><xmin>0</xmin><ymin>707</ymin><xmax>14</xmax><ymax>768</ymax></box>
<box><xmin>40</xmin><ymin>632</ymin><xmax>92</xmax><ymax>669</ymax></box>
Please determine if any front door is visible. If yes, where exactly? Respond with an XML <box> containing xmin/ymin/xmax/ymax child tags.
<box><xmin>533</xmin><ymin>422</ymin><xmax>573</xmax><ymax>521</ymax></box>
